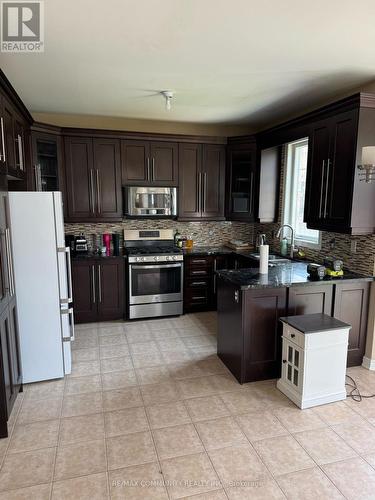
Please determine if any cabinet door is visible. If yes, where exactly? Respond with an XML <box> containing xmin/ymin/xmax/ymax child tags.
<box><xmin>93</xmin><ymin>139</ymin><xmax>122</xmax><ymax>220</ymax></box>
<box><xmin>178</xmin><ymin>143</ymin><xmax>202</xmax><ymax>220</ymax></box>
<box><xmin>2</xmin><ymin>95</ymin><xmax>16</xmax><ymax>173</ymax></box>
<box><xmin>97</xmin><ymin>259</ymin><xmax>124</xmax><ymax>320</ymax></box>
<box><xmin>227</xmin><ymin>146</ymin><xmax>257</xmax><ymax>221</ymax></box>
<box><xmin>121</xmin><ymin>140</ymin><xmax>150</xmax><ymax>185</ymax></box>
<box><xmin>8</xmin><ymin>298</ymin><xmax>22</xmax><ymax>392</ymax></box>
<box><xmin>0</xmin><ymin>191</ymin><xmax>10</xmax><ymax>316</ymax></box>
<box><xmin>149</xmin><ymin>141</ymin><xmax>178</xmax><ymax>186</ymax></box>
<box><xmin>333</xmin><ymin>282</ymin><xmax>370</xmax><ymax>367</ymax></box>
<box><xmin>0</xmin><ymin>308</ymin><xmax>17</xmax><ymax>420</ymax></box>
<box><xmin>304</xmin><ymin>119</ymin><xmax>331</xmax><ymax>226</ymax></box>
<box><xmin>243</xmin><ymin>287</ymin><xmax>287</xmax><ymax>382</ymax></box>
<box><xmin>201</xmin><ymin>145</ymin><xmax>226</xmax><ymax>220</ymax></box>
<box><xmin>71</xmin><ymin>260</ymin><xmax>97</xmax><ymax>323</ymax></box>
<box><xmin>282</xmin><ymin>340</ymin><xmax>303</xmax><ymax>393</ymax></box>
<box><xmin>288</xmin><ymin>285</ymin><xmax>333</xmax><ymax>316</ymax></box>
<box><xmin>31</xmin><ymin>131</ymin><xmax>63</xmax><ymax>192</ymax></box>
<box><xmin>325</xmin><ymin>110</ymin><xmax>358</xmax><ymax>228</ymax></box>
<box><xmin>64</xmin><ymin>137</ymin><xmax>95</xmax><ymax>220</ymax></box>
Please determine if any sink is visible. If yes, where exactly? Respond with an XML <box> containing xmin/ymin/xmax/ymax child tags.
<box><xmin>250</xmin><ymin>253</ymin><xmax>290</xmax><ymax>263</ymax></box>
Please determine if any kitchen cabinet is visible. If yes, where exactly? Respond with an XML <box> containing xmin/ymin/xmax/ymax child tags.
<box><xmin>178</xmin><ymin>143</ymin><xmax>225</xmax><ymax>220</ymax></box>
<box><xmin>64</xmin><ymin>137</ymin><xmax>122</xmax><ymax>222</ymax></box>
<box><xmin>183</xmin><ymin>253</ymin><xmax>235</xmax><ymax>313</ymax></box>
<box><xmin>217</xmin><ymin>281</ymin><xmax>287</xmax><ymax>383</ymax></box>
<box><xmin>288</xmin><ymin>285</ymin><xmax>333</xmax><ymax>316</ymax></box>
<box><xmin>226</xmin><ymin>140</ymin><xmax>257</xmax><ymax>221</ymax></box>
<box><xmin>72</xmin><ymin>257</ymin><xmax>124</xmax><ymax>323</ymax></box>
<box><xmin>0</xmin><ymin>301</ymin><xmax>22</xmax><ymax>438</ymax></box>
<box><xmin>333</xmin><ymin>281</ymin><xmax>370</xmax><ymax>367</ymax></box>
<box><xmin>31</xmin><ymin>129</ymin><xmax>64</xmax><ymax>193</ymax></box>
<box><xmin>303</xmin><ymin>97</ymin><xmax>375</xmax><ymax>234</ymax></box>
<box><xmin>121</xmin><ymin>140</ymin><xmax>178</xmax><ymax>186</ymax></box>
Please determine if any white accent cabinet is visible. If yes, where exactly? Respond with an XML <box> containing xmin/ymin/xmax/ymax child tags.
<box><xmin>277</xmin><ymin>313</ymin><xmax>350</xmax><ymax>409</ymax></box>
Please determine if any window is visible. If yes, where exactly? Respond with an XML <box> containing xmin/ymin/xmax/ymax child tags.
<box><xmin>283</xmin><ymin>139</ymin><xmax>320</xmax><ymax>248</ymax></box>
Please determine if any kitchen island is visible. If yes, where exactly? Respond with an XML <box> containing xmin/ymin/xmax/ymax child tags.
<box><xmin>216</xmin><ymin>262</ymin><xmax>373</xmax><ymax>383</ymax></box>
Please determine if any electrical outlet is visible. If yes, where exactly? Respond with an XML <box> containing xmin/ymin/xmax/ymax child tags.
<box><xmin>329</xmin><ymin>238</ymin><xmax>336</xmax><ymax>250</ymax></box>
<box><xmin>351</xmin><ymin>240</ymin><xmax>357</xmax><ymax>253</ymax></box>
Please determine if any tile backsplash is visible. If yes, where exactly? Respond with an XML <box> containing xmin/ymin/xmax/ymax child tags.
<box><xmin>64</xmin><ymin>219</ymin><xmax>254</xmax><ymax>250</ymax></box>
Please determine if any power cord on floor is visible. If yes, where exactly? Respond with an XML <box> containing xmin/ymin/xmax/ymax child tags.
<box><xmin>346</xmin><ymin>374</ymin><xmax>375</xmax><ymax>402</ymax></box>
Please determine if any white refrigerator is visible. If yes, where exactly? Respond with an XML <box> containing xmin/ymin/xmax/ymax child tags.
<box><xmin>8</xmin><ymin>192</ymin><xmax>74</xmax><ymax>383</ymax></box>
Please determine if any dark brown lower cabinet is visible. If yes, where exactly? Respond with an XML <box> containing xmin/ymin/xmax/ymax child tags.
<box><xmin>333</xmin><ymin>282</ymin><xmax>370</xmax><ymax>367</ymax></box>
<box><xmin>72</xmin><ymin>257</ymin><xmax>124</xmax><ymax>324</ymax></box>
<box><xmin>0</xmin><ymin>297</ymin><xmax>22</xmax><ymax>438</ymax></box>
<box><xmin>217</xmin><ymin>281</ymin><xmax>287</xmax><ymax>383</ymax></box>
<box><xmin>288</xmin><ymin>285</ymin><xmax>333</xmax><ymax>316</ymax></box>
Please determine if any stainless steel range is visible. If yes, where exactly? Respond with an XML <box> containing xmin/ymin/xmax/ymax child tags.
<box><xmin>124</xmin><ymin>229</ymin><xmax>183</xmax><ymax>319</ymax></box>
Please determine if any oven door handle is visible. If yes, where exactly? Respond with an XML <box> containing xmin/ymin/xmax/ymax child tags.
<box><xmin>130</xmin><ymin>263</ymin><xmax>182</xmax><ymax>270</ymax></box>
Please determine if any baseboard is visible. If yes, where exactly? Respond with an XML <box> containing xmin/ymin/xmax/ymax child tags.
<box><xmin>362</xmin><ymin>356</ymin><xmax>375</xmax><ymax>371</ymax></box>
<box><xmin>276</xmin><ymin>380</ymin><xmax>346</xmax><ymax>409</ymax></box>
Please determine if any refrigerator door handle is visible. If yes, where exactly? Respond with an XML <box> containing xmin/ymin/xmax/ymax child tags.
<box><xmin>61</xmin><ymin>307</ymin><xmax>75</xmax><ymax>342</ymax></box>
<box><xmin>58</xmin><ymin>247</ymin><xmax>73</xmax><ymax>304</ymax></box>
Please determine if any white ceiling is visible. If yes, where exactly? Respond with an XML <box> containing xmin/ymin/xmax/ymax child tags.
<box><xmin>2</xmin><ymin>0</ymin><xmax>375</xmax><ymax>130</ymax></box>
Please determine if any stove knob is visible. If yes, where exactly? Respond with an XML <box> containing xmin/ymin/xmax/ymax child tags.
<box><xmin>166</xmin><ymin>255</ymin><xmax>170</xmax><ymax>261</ymax></box>
<box><xmin>154</xmin><ymin>256</ymin><xmax>159</xmax><ymax>261</ymax></box>
<box><xmin>136</xmin><ymin>257</ymin><xmax>140</xmax><ymax>262</ymax></box>
<box><xmin>172</xmin><ymin>255</ymin><xmax>177</xmax><ymax>261</ymax></box>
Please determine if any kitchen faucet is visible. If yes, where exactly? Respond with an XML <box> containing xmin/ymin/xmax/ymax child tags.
<box><xmin>276</xmin><ymin>224</ymin><xmax>295</xmax><ymax>258</ymax></box>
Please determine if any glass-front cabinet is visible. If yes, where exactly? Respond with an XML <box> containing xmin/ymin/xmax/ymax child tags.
<box><xmin>227</xmin><ymin>141</ymin><xmax>257</xmax><ymax>221</ymax></box>
<box><xmin>31</xmin><ymin>131</ymin><xmax>63</xmax><ymax>192</ymax></box>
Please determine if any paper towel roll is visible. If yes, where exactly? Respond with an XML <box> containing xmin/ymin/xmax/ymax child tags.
<box><xmin>259</xmin><ymin>244</ymin><xmax>269</xmax><ymax>274</ymax></box>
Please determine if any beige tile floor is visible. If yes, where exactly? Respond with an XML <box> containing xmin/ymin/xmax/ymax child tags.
<box><xmin>1</xmin><ymin>312</ymin><xmax>375</xmax><ymax>499</ymax></box>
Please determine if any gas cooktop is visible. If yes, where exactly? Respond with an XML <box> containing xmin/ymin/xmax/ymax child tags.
<box><xmin>125</xmin><ymin>246</ymin><xmax>182</xmax><ymax>256</ymax></box>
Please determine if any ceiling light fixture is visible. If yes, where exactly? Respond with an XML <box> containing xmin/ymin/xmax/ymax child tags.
<box><xmin>161</xmin><ymin>91</ymin><xmax>173</xmax><ymax>111</ymax></box>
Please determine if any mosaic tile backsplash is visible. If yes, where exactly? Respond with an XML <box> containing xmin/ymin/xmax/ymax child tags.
<box><xmin>64</xmin><ymin>219</ymin><xmax>254</xmax><ymax>251</ymax></box>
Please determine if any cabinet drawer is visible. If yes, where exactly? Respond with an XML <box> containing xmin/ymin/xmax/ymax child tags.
<box><xmin>185</xmin><ymin>277</ymin><xmax>210</xmax><ymax>289</ymax></box>
<box><xmin>283</xmin><ymin>325</ymin><xmax>305</xmax><ymax>348</ymax></box>
<box><xmin>185</xmin><ymin>287</ymin><xmax>211</xmax><ymax>306</ymax></box>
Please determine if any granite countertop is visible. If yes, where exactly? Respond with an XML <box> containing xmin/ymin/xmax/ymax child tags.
<box><xmin>71</xmin><ymin>252</ymin><xmax>125</xmax><ymax>260</ymax></box>
<box><xmin>183</xmin><ymin>246</ymin><xmax>253</xmax><ymax>256</ymax></box>
<box><xmin>216</xmin><ymin>262</ymin><xmax>374</xmax><ymax>290</ymax></box>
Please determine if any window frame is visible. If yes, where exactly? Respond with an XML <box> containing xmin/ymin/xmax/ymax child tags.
<box><xmin>283</xmin><ymin>138</ymin><xmax>321</xmax><ymax>250</ymax></box>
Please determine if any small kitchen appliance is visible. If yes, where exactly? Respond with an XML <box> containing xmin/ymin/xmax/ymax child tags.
<box><xmin>124</xmin><ymin>229</ymin><xmax>183</xmax><ymax>319</ymax></box>
<box><xmin>112</xmin><ymin>233</ymin><xmax>121</xmax><ymax>256</ymax></box>
<box><xmin>103</xmin><ymin>233</ymin><xmax>111</xmax><ymax>256</ymax></box>
<box><xmin>74</xmin><ymin>233</ymin><xmax>88</xmax><ymax>253</ymax></box>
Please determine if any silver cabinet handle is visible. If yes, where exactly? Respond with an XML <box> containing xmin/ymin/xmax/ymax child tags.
<box><xmin>213</xmin><ymin>258</ymin><xmax>217</xmax><ymax>293</ymax></box>
<box><xmin>98</xmin><ymin>264</ymin><xmax>102</xmax><ymax>303</ymax></box>
<box><xmin>234</xmin><ymin>290</ymin><xmax>239</xmax><ymax>303</ymax></box>
<box><xmin>61</xmin><ymin>307</ymin><xmax>75</xmax><ymax>342</ymax></box>
<box><xmin>319</xmin><ymin>159</ymin><xmax>325</xmax><ymax>219</ymax></box>
<box><xmin>18</xmin><ymin>135</ymin><xmax>24</xmax><ymax>171</ymax></box>
<box><xmin>5</xmin><ymin>228</ymin><xmax>14</xmax><ymax>296</ymax></box>
<box><xmin>198</xmin><ymin>172</ymin><xmax>202</xmax><ymax>213</ymax></box>
<box><xmin>92</xmin><ymin>265</ymin><xmax>96</xmax><ymax>303</ymax></box>
<box><xmin>192</xmin><ymin>296</ymin><xmax>206</xmax><ymax>301</ymax></box>
<box><xmin>0</xmin><ymin>118</ymin><xmax>5</xmax><ymax>163</ymax></box>
<box><xmin>191</xmin><ymin>259</ymin><xmax>207</xmax><ymax>265</ymax></box>
<box><xmin>324</xmin><ymin>158</ymin><xmax>330</xmax><ymax>218</ymax></box>
<box><xmin>38</xmin><ymin>164</ymin><xmax>42</xmax><ymax>191</ymax></box>
<box><xmin>96</xmin><ymin>169</ymin><xmax>101</xmax><ymax>214</ymax></box>
<box><xmin>152</xmin><ymin>157</ymin><xmax>155</xmax><ymax>181</ymax></box>
<box><xmin>89</xmin><ymin>169</ymin><xmax>95</xmax><ymax>213</ymax></box>
<box><xmin>190</xmin><ymin>281</ymin><xmax>207</xmax><ymax>286</ymax></box>
<box><xmin>146</xmin><ymin>156</ymin><xmax>151</xmax><ymax>181</ymax></box>
<box><xmin>58</xmin><ymin>247</ymin><xmax>73</xmax><ymax>304</ymax></box>
<box><xmin>202</xmin><ymin>172</ymin><xmax>207</xmax><ymax>212</ymax></box>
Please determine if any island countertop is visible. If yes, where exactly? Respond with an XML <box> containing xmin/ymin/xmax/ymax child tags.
<box><xmin>216</xmin><ymin>261</ymin><xmax>374</xmax><ymax>290</ymax></box>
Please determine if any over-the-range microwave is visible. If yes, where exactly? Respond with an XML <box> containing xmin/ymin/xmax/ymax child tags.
<box><xmin>124</xmin><ymin>186</ymin><xmax>177</xmax><ymax>217</ymax></box>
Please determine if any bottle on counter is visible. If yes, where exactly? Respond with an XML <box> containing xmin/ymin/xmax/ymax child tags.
<box><xmin>280</xmin><ymin>237</ymin><xmax>288</xmax><ymax>257</ymax></box>
<box><xmin>174</xmin><ymin>229</ymin><xmax>181</xmax><ymax>247</ymax></box>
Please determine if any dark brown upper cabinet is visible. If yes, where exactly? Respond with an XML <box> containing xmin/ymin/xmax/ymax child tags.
<box><xmin>226</xmin><ymin>139</ymin><xmax>257</xmax><ymax>221</ymax></box>
<box><xmin>31</xmin><ymin>128</ymin><xmax>64</xmax><ymax>193</ymax></box>
<box><xmin>122</xmin><ymin>139</ymin><xmax>178</xmax><ymax>186</ymax></box>
<box><xmin>178</xmin><ymin>143</ymin><xmax>225</xmax><ymax>221</ymax></box>
<box><xmin>303</xmin><ymin>96</ymin><xmax>375</xmax><ymax>234</ymax></box>
<box><xmin>64</xmin><ymin>137</ymin><xmax>122</xmax><ymax>222</ymax></box>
